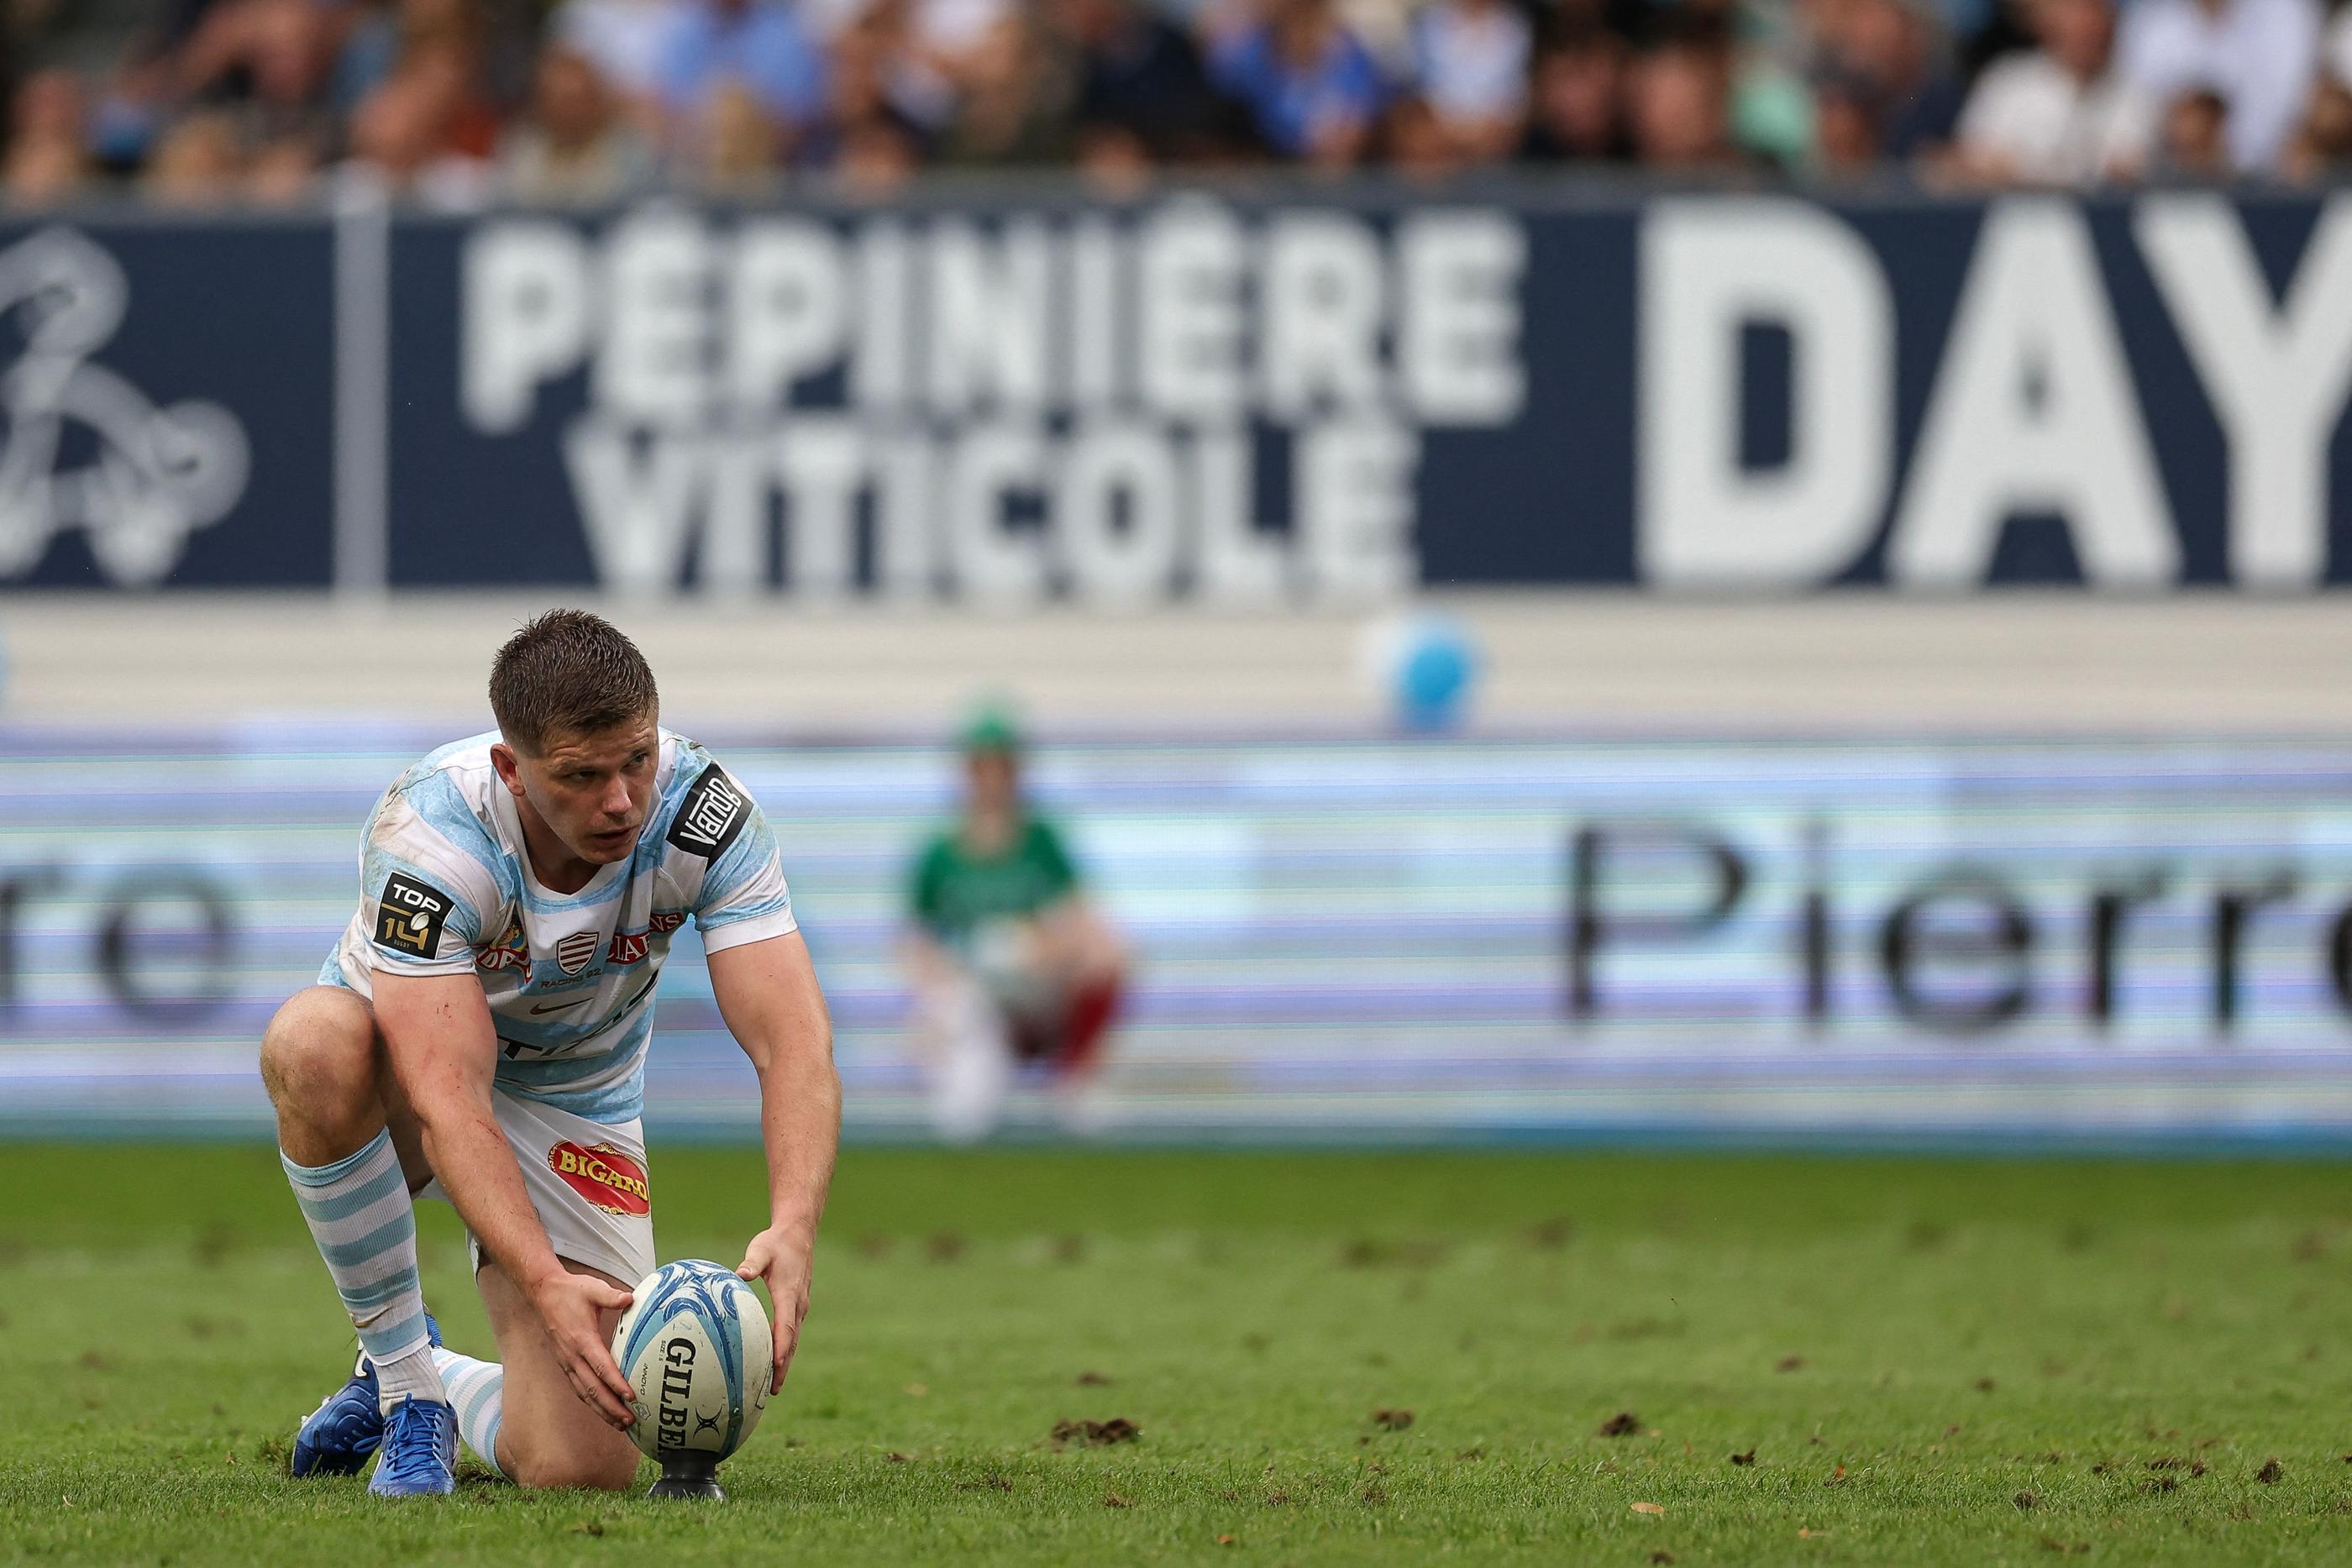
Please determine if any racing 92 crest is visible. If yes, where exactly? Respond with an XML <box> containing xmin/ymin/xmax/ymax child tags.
<box><xmin>0</xmin><ymin>227</ymin><xmax>250</xmax><ymax>585</ymax></box>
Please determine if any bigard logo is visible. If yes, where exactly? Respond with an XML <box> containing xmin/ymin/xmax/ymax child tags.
<box><xmin>665</xmin><ymin>766</ymin><xmax>748</xmax><ymax>858</ymax></box>
<box><xmin>548</xmin><ymin>1140</ymin><xmax>650</xmax><ymax>1215</ymax></box>
<box><xmin>373</xmin><ymin>873</ymin><xmax>453</xmax><ymax>957</ymax></box>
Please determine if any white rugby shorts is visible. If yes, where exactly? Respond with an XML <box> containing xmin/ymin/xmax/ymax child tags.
<box><xmin>418</xmin><ymin>1088</ymin><xmax>656</xmax><ymax>1288</ymax></box>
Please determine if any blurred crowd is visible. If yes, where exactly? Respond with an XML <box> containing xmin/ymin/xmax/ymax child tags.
<box><xmin>3</xmin><ymin>0</ymin><xmax>2351</xmax><ymax>206</ymax></box>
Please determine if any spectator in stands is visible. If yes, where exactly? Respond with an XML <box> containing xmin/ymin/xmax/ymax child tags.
<box><xmin>1058</xmin><ymin>0</ymin><xmax>1250</xmax><ymax>171</ymax></box>
<box><xmin>1813</xmin><ymin>0</ymin><xmax>1965</xmax><ymax>159</ymax></box>
<box><xmin>500</xmin><ymin>44</ymin><xmax>657</xmax><ymax>202</ymax></box>
<box><xmin>1725</xmin><ymin>28</ymin><xmax>1814</xmax><ymax>170</ymax></box>
<box><xmin>822</xmin><ymin>9</ymin><xmax>929</xmax><ymax>184</ymax></box>
<box><xmin>337</xmin><ymin>0</ymin><xmax>502</xmax><ymax>186</ymax></box>
<box><xmin>16</xmin><ymin>0</ymin><xmax>2352</xmax><ymax>195</ymax></box>
<box><xmin>2116</xmin><ymin>0</ymin><xmax>2318</xmax><ymax>173</ymax></box>
<box><xmin>1947</xmin><ymin>0</ymin><xmax>2150</xmax><ymax>184</ymax></box>
<box><xmin>814</xmin><ymin>0</ymin><xmax>948</xmax><ymax>135</ymax></box>
<box><xmin>551</xmin><ymin>0</ymin><xmax>685</xmax><ymax>108</ymax></box>
<box><xmin>247</xmin><ymin>129</ymin><xmax>324</xmax><ymax>201</ymax></box>
<box><xmin>87</xmin><ymin>61</ymin><xmax>171</xmax><ymax>176</ymax></box>
<box><xmin>1210</xmin><ymin>0</ymin><xmax>1387</xmax><ymax>166</ymax></box>
<box><xmin>335</xmin><ymin>0</ymin><xmax>405</xmax><ymax>111</ymax></box>
<box><xmin>2150</xmin><ymin>81</ymin><xmax>2232</xmax><ymax>172</ymax></box>
<box><xmin>1626</xmin><ymin>28</ymin><xmax>1747</xmax><ymax>170</ymax></box>
<box><xmin>344</xmin><ymin>51</ymin><xmax>496</xmax><ymax>203</ymax></box>
<box><xmin>2280</xmin><ymin>6</ymin><xmax>2352</xmax><ymax>177</ymax></box>
<box><xmin>142</xmin><ymin>106</ymin><xmax>245</xmax><ymax>203</ymax></box>
<box><xmin>4</xmin><ymin>69</ymin><xmax>92</xmax><ymax>206</ymax></box>
<box><xmin>1546</xmin><ymin>0</ymin><xmax>1650</xmax><ymax>49</ymax></box>
<box><xmin>1384</xmin><ymin>92</ymin><xmax>1465</xmax><ymax>174</ymax></box>
<box><xmin>1954</xmin><ymin>0</ymin><xmax>2038</xmax><ymax>79</ymax></box>
<box><xmin>2282</xmin><ymin>74</ymin><xmax>2352</xmax><ymax>177</ymax></box>
<box><xmin>1406</xmin><ymin>0</ymin><xmax>1533</xmax><ymax>161</ymax></box>
<box><xmin>174</xmin><ymin>0</ymin><xmax>337</xmax><ymax>140</ymax></box>
<box><xmin>688</xmin><ymin>79</ymin><xmax>790</xmax><ymax>193</ymax></box>
<box><xmin>656</xmin><ymin>0</ymin><xmax>831</xmax><ymax>152</ymax></box>
<box><xmin>835</xmin><ymin>113</ymin><xmax>925</xmax><ymax>191</ymax></box>
<box><xmin>910</xmin><ymin>0</ymin><xmax>1019</xmax><ymax>110</ymax></box>
<box><xmin>1810</xmin><ymin>61</ymin><xmax>1892</xmax><ymax>174</ymax></box>
<box><xmin>1520</xmin><ymin>19</ymin><xmax>1628</xmax><ymax>161</ymax></box>
<box><xmin>336</xmin><ymin>0</ymin><xmax>493</xmax><ymax>118</ymax></box>
<box><xmin>940</xmin><ymin>11</ymin><xmax>1076</xmax><ymax>164</ymax></box>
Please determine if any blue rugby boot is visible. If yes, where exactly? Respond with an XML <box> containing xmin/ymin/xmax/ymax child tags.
<box><xmin>291</xmin><ymin>1311</ymin><xmax>441</xmax><ymax>1478</ymax></box>
<box><xmin>367</xmin><ymin>1397</ymin><xmax>458</xmax><ymax>1498</ymax></box>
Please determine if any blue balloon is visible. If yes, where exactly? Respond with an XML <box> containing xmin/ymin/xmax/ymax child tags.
<box><xmin>1392</xmin><ymin>614</ymin><xmax>1478</xmax><ymax>732</ymax></box>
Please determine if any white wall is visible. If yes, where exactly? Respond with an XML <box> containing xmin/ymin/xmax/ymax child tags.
<box><xmin>0</xmin><ymin>591</ymin><xmax>2344</xmax><ymax>733</ymax></box>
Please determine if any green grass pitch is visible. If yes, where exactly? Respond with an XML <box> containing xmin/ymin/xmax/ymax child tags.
<box><xmin>6</xmin><ymin>1143</ymin><xmax>2352</xmax><ymax>1565</ymax></box>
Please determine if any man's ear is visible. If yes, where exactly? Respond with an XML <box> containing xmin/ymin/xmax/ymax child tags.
<box><xmin>489</xmin><ymin>741</ymin><xmax>526</xmax><ymax>798</ymax></box>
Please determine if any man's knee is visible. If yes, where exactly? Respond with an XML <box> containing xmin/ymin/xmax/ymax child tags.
<box><xmin>259</xmin><ymin>986</ymin><xmax>381</xmax><ymax>1112</ymax></box>
<box><xmin>504</xmin><ymin>1442</ymin><xmax>641</xmax><ymax>1492</ymax></box>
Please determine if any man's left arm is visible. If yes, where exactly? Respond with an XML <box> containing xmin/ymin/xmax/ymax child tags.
<box><xmin>707</xmin><ymin>930</ymin><xmax>839</xmax><ymax>1394</ymax></box>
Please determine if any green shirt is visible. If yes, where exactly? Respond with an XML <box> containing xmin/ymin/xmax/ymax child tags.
<box><xmin>908</xmin><ymin>817</ymin><xmax>1080</xmax><ymax>947</ymax></box>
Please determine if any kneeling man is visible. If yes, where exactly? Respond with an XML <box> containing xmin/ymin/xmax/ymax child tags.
<box><xmin>262</xmin><ymin>609</ymin><xmax>837</xmax><ymax>1495</ymax></box>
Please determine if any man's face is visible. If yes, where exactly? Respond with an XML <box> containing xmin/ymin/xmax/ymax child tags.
<box><xmin>498</xmin><ymin>716</ymin><xmax>661</xmax><ymax>867</ymax></box>
<box><xmin>964</xmin><ymin>749</ymin><xmax>1019</xmax><ymax>814</ymax></box>
<box><xmin>2040</xmin><ymin>0</ymin><xmax>2111</xmax><ymax>77</ymax></box>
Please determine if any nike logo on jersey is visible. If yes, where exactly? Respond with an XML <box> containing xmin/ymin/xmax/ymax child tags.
<box><xmin>528</xmin><ymin>995</ymin><xmax>594</xmax><ymax>1015</ymax></box>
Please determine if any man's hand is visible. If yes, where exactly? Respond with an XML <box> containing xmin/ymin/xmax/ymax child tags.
<box><xmin>709</xmin><ymin>933</ymin><xmax>837</xmax><ymax>1397</ymax></box>
<box><xmin>737</xmin><ymin>1226</ymin><xmax>814</xmax><ymax>1394</ymax></box>
<box><xmin>528</xmin><ymin>1267</ymin><xmax>638</xmax><ymax>1430</ymax></box>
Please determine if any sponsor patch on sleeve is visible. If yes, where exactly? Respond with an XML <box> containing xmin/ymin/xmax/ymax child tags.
<box><xmin>664</xmin><ymin>765</ymin><xmax>750</xmax><ymax>858</ymax></box>
<box><xmin>374</xmin><ymin>872</ymin><xmax>456</xmax><ymax>958</ymax></box>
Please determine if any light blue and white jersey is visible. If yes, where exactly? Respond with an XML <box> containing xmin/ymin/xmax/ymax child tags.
<box><xmin>322</xmin><ymin>729</ymin><xmax>796</xmax><ymax>1123</ymax></box>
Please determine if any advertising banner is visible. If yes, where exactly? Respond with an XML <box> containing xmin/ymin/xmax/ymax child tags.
<box><xmin>0</xmin><ymin>222</ymin><xmax>333</xmax><ymax>588</ymax></box>
<box><xmin>3</xmin><ymin>191</ymin><xmax>2352</xmax><ymax>595</ymax></box>
<box><xmin>5</xmin><ymin>726</ymin><xmax>2350</xmax><ymax>1145</ymax></box>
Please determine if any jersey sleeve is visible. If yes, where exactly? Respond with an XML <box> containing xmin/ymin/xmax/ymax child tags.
<box><xmin>351</xmin><ymin>782</ymin><xmax>506</xmax><ymax>978</ymax></box>
<box><xmin>908</xmin><ymin>836</ymin><xmax>948</xmax><ymax>932</ymax></box>
<box><xmin>1030</xmin><ymin>819</ymin><xmax>1081</xmax><ymax>900</ymax></box>
<box><xmin>692</xmin><ymin>791</ymin><xmax>799</xmax><ymax>953</ymax></box>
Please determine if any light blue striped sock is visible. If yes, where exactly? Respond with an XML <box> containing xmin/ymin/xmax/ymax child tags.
<box><xmin>432</xmin><ymin>1348</ymin><xmax>507</xmax><ymax>1478</ymax></box>
<box><xmin>281</xmin><ymin>1129</ymin><xmax>445</xmax><ymax>1413</ymax></box>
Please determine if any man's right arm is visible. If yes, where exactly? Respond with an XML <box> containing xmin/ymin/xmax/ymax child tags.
<box><xmin>371</xmin><ymin>970</ymin><xmax>639</xmax><ymax>1431</ymax></box>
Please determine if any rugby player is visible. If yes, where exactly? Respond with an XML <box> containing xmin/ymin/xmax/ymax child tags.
<box><xmin>902</xmin><ymin>707</ymin><xmax>1125</xmax><ymax>1141</ymax></box>
<box><xmin>260</xmin><ymin>610</ymin><xmax>837</xmax><ymax>1496</ymax></box>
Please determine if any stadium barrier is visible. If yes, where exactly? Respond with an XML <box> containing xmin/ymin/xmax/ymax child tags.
<box><xmin>7</xmin><ymin>726</ymin><xmax>2352</xmax><ymax>1146</ymax></box>
<box><xmin>0</xmin><ymin>188</ymin><xmax>2349</xmax><ymax>595</ymax></box>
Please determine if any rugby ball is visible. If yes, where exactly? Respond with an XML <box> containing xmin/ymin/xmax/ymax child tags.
<box><xmin>612</xmin><ymin>1260</ymin><xmax>774</xmax><ymax>1464</ymax></box>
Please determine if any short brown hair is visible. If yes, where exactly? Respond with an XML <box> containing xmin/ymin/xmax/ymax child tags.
<box><xmin>489</xmin><ymin>610</ymin><xmax>659</xmax><ymax>754</ymax></box>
